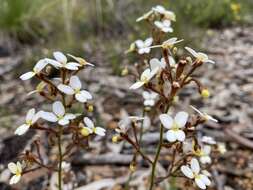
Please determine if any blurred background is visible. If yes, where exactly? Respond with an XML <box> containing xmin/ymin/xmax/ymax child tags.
<box><xmin>0</xmin><ymin>0</ymin><xmax>253</xmax><ymax>189</ymax></box>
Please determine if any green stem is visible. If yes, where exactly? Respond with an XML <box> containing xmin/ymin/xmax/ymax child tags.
<box><xmin>139</xmin><ymin>108</ymin><xmax>146</xmax><ymax>146</ymax></box>
<box><xmin>57</xmin><ymin>126</ymin><xmax>63</xmax><ymax>190</ymax></box>
<box><xmin>149</xmin><ymin>125</ymin><xmax>164</xmax><ymax>190</ymax></box>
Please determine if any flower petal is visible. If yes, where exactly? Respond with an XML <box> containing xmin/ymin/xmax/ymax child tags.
<box><xmin>83</xmin><ymin>117</ymin><xmax>94</xmax><ymax>129</ymax></box>
<box><xmin>195</xmin><ymin>178</ymin><xmax>206</xmax><ymax>189</ymax></box>
<box><xmin>14</xmin><ymin>124</ymin><xmax>30</xmax><ymax>136</ymax></box>
<box><xmin>33</xmin><ymin>59</ymin><xmax>47</xmax><ymax>73</ymax></box>
<box><xmin>185</xmin><ymin>47</ymin><xmax>199</xmax><ymax>58</ymax></box>
<box><xmin>64</xmin><ymin>113</ymin><xmax>76</xmax><ymax>120</ymax></box>
<box><xmin>174</xmin><ymin>111</ymin><xmax>188</xmax><ymax>128</ymax></box>
<box><xmin>8</xmin><ymin>163</ymin><xmax>18</xmax><ymax>174</ymax></box>
<box><xmin>10</xmin><ymin>175</ymin><xmax>21</xmax><ymax>185</ymax></box>
<box><xmin>53</xmin><ymin>101</ymin><xmax>65</xmax><ymax>117</ymax></box>
<box><xmin>203</xmin><ymin>145</ymin><xmax>211</xmax><ymax>154</ymax></box>
<box><xmin>150</xmin><ymin>58</ymin><xmax>162</xmax><ymax>71</ymax></box>
<box><xmin>181</xmin><ymin>166</ymin><xmax>194</xmax><ymax>179</ymax></box>
<box><xmin>20</xmin><ymin>72</ymin><xmax>36</xmax><ymax>80</ymax></box>
<box><xmin>145</xmin><ymin>37</ymin><xmax>153</xmax><ymax>46</ymax></box>
<box><xmin>191</xmin><ymin>158</ymin><xmax>200</xmax><ymax>174</ymax></box>
<box><xmin>166</xmin><ymin>130</ymin><xmax>177</xmax><ymax>142</ymax></box>
<box><xmin>142</xmin><ymin>91</ymin><xmax>150</xmax><ymax>99</ymax></box>
<box><xmin>199</xmin><ymin>174</ymin><xmax>211</xmax><ymax>186</ymax></box>
<box><xmin>75</xmin><ymin>90</ymin><xmax>92</xmax><ymax>102</ymax></box>
<box><xmin>174</xmin><ymin>130</ymin><xmax>186</xmax><ymax>142</ymax></box>
<box><xmin>159</xmin><ymin>114</ymin><xmax>173</xmax><ymax>129</ymax></box>
<box><xmin>40</xmin><ymin>111</ymin><xmax>58</xmax><ymax>122</ymax></box>
<box><xmin>129</xmin><ymin>81</ymin><xmax>145</xmax><ymax>89</ymax></box>
<box><xmin>65</xmin><ymin>63</ymin><xmax>79</xmax><ymax>70</ymax></box>
<box><xmin>45</xmin><ymin>58</ymin><xmax>62</xmax><ymax>68</ymax></box>
<box><xmin>135</xmin><ymin>40</ymin><xmax>144</xmax><ymax>48</ymax></box>
<box><xmin>58</xmin><ymin>118</ymin><xmax>69</xmax><ymax>125</ymax></box>
<box><xmin>95</xmin><ymin>127</ymin><xmax>106</xmax><ymax>136</ymax></box>
<box><xmin>53</xmin><ymin>51</ymin><xmax>67</xmax><ymax>63</ymax></box>
<box><xmin>200</xmin><ymin>156</ymin><xmax>211</xmax><ymax>164</ymax></box>
<box><xmin>26</xmin><ymin>108</ymin><xmax>35</xmax><ymax>123</ymax></box>
<box><xmin>57</xmin><ymin>84</ymin><xmax>75</xmax><ymax>95</ymax></box>
<box><xmin>69</xmin><ymin>75</ymin><xmax>82</xmax><ymax>90</ymax></box>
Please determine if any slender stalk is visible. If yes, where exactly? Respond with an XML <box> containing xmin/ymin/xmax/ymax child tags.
<box><xmin>149</xmin><ymin>125</ymin><xmax>164</xmax><ymax>190</ymax></box>
<box><xmin>57</xmin><ymin>126</ymin><xmax>63</xmax><ymax>190</ymax></box>
<box><xmin>139</xmin><ymin>108</ymin><xmax>146</xmax><ymax>146</ymax></box>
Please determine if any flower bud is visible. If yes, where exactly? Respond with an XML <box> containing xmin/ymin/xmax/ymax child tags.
<box><xmin>172</xmin><ymin>96</ymin><xmax>179</xmax><ymax>103</ymax></box>
<box><xmin>129</xmin><ymin>163</ymin><xmax>136</xmax><ymax>172</ymax></box>
<box><xmin>80</xmin><ymin>128</ymin><xmax>90</xmax><ymax>137</ymax></box>
<box><xmin>112</xmin><ymin>135</ymin><xmax>120</xmax><ymax>143</ymax></box>
<box><xmin>87</xmin><ymin>104</ymin><xmax>94</xmax><ymax>112</ymax></box>
<box><xmin>186</xmin><ymin>56</ymin><xmax>192</xmax><ymax>64</ymax></box>
<box><xmin>172</xmin><ymin>47</ymin><xmax>177</xmax><ymax>54</ymax></box>
<box><xmin>201</xmin><ymin>89</ymin><xmax>210</xmax><ymax>99</ymax></box>
<box><xmin>125</xmin><ymin>43</ymin><xmax>136</xmax><ymax>54</ymax></box>
<box><xmin>121</xmin><ymin>67</ymin><xmax>129</xmax><ymax>76</ymax></box>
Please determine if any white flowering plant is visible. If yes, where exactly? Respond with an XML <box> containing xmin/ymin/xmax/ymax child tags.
<box><xmin>8</xmin><ymin>51</ymin><xmax>105</xmax><ymax>189</ymax></box>
<box><xmin>116</xmin><ymin>5</ymin><xmax>224</xmax><ymax>190</ymax></box>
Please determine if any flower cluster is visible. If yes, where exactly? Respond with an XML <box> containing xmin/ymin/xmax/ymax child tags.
<box><xmin>8</xmin><ymin>51</ymin><xmax>106</xmax><ymax>186</ymax></box>
<box><xmin>115</xmin><ymin>4</ymin><xmax>221</xmax><ymax>190</ymax></box>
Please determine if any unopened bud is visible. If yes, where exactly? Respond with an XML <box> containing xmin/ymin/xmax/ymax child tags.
<box><xmin>173</xmin><ymin>96</ymin><xmax>179</xmax><ymax>103</ymax></box>
<box><xmin>186</xmin><ymin>56</ymin><xmax>192</xmax><ymax>64</ymax></box>
<box><xmin>112</xmin><ymin>135</ymin><xmax>120</xmax><ymax>143</ymax></box>
<box><xmin>125</xmin><ymin>43</ymin><xmax>136</xmax><ymax>54</ymax></box>
<box><xmin>121</xmin><ymin>67</ymin><xmax>128</xmax><ymax>76</ymax></box>
<box><xmin>201</xmin><ymin>89</ymin><xmax>210</xmax><ymax>99</ymax></box>
<box><xmin>80</xmin><ymin>128</ymin><xmax>90</xmax><ymax>137</ymax></box>
<box><xmin>173</xmin><ymin>47</ymin><xmax>177</xmax><ymax>54</ymax></box>
<box><xmin>87</xmin><ymin>104</ymin><xmax>94</xmax><ymax>112</ymax></box>
<box><xmin>129</xmin><ymin>163</ymin><xmax>136</xmax><ymax>172</ymax></box>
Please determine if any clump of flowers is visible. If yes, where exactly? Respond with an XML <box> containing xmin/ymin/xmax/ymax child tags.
<box><xmin>117</xmin><ymin>4</ymin><xmax>221</xmax><ymax>190</ymax></box>
<box><xmin>8</xmin><ymin>52</ymin><xmax>106</xmax><ymax>189</ymax></box>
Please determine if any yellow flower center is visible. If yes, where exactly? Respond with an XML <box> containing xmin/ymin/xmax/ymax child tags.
<box><xmin>171</xmin><ymin>122</ymin><xmax>179</xmax><ymax>131</ymax></box>
<box><xmin>75</xmin><ymin>88</ymin><xmax>80</xmax><ymax>94</ymax></box>
<box><xmin>194</xmin><ymin>149</ymin><xmax>204</xmax><ymax>156</ymax></box>
<box><xmin>26</xmin><ymin>120</ymin><xmax>32</xmax><ymax>126</ymax></box>
<box><xmin>141</xmin><ymin>76</ymin><xmax>149</xmax><ymax>83</ymax></box>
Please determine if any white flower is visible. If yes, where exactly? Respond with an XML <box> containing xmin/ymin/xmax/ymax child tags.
<box><xmin>201</xmin><ymin>136</ymin><xmax>216</xmax><ymax>145</ymax></box>
<box><xmin>150</xmin><ymin>58</ymin><xmax>166</xmax><ymax>71</ymax></box>
<box><xmin>40</xmin><ymin>101</ymin><xmax>76</xmax><ymax>125</ymax></box>
<box><xmin>116</xmin><ymin>116</ymin><xmax>144</xmax><ymax>134</ymax></box>
<box><xmin>129</xmin><ymin>68</ymin><xmax>158</xmax><ymax>90</ymax></box>
<box><xmin>67</xmin><ymin>54</ymin><xmax>94</xmax><ymax>67</ymax></box>
<box><xmin>181</xmin><ymin>158</ymin><xmax>211</xmax><ymax>189</ymax></box>
<box><xmin>159</xmin><ymin>112</ymin><xmax>188</xmax><ymax>142</ymax></box>
<box><xmin>154</xmin><ymin>20</ymin><xmax>173</xmax><ymax>33</ymax></box>
<box><xmin>14</xmin><ymin>108</ymin><xmax>40</xmax><ymax>135</ymax></box>
<box><xmin>185</xmin><ymin>47</ymin><xmax>215</xmax><ymax>64</ymax></box>
<box><xmin>57</xmin><ymin>76</ymin><xmax>92</xmax><ymax>103</ymax></box>
<box><xmin>194</xmin><ymin>145</ymin><xmax>212</xmax><ymax>164</ymax></box>
<box><xmin>142</xmin><ymin>91</ymin><xmax>158</xmax><ymax>107</ymax></box>
<box><xmin>152</xmin><ymin>5</ymin><xmax>176</xmax><ymax>21</ymax></box>
<box><xmin>136</xmin><ymin>10</ymin><xmax>153</xmax><ymax>22</ymax></box>
<box><xmin>190</xmin><ymin>105</ymin><xmax>218</xmax><ymax>123</ymax></box>
<box><xmin>20</xmin><ymin>59</ymin><xmax>47</xmax><ymax>80</ymax></box>
<box><xmin>135</xmin><ymin>38</ymin><xmax>153</xmax><ymax>54</ymax></box>
<box><xmin>45</xmin><ymin>51</ymin><xmax>81</xmax><ymax>70</ymax></box>
<box><xmin>8</xmin><ymin>162</ymin><xmax>22</xmax><ymax>184</ymax></box>
<box><xmin>81</xmin><ymin>117</ymin><xmax>106</xmax><ymax>136</ymax></box>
